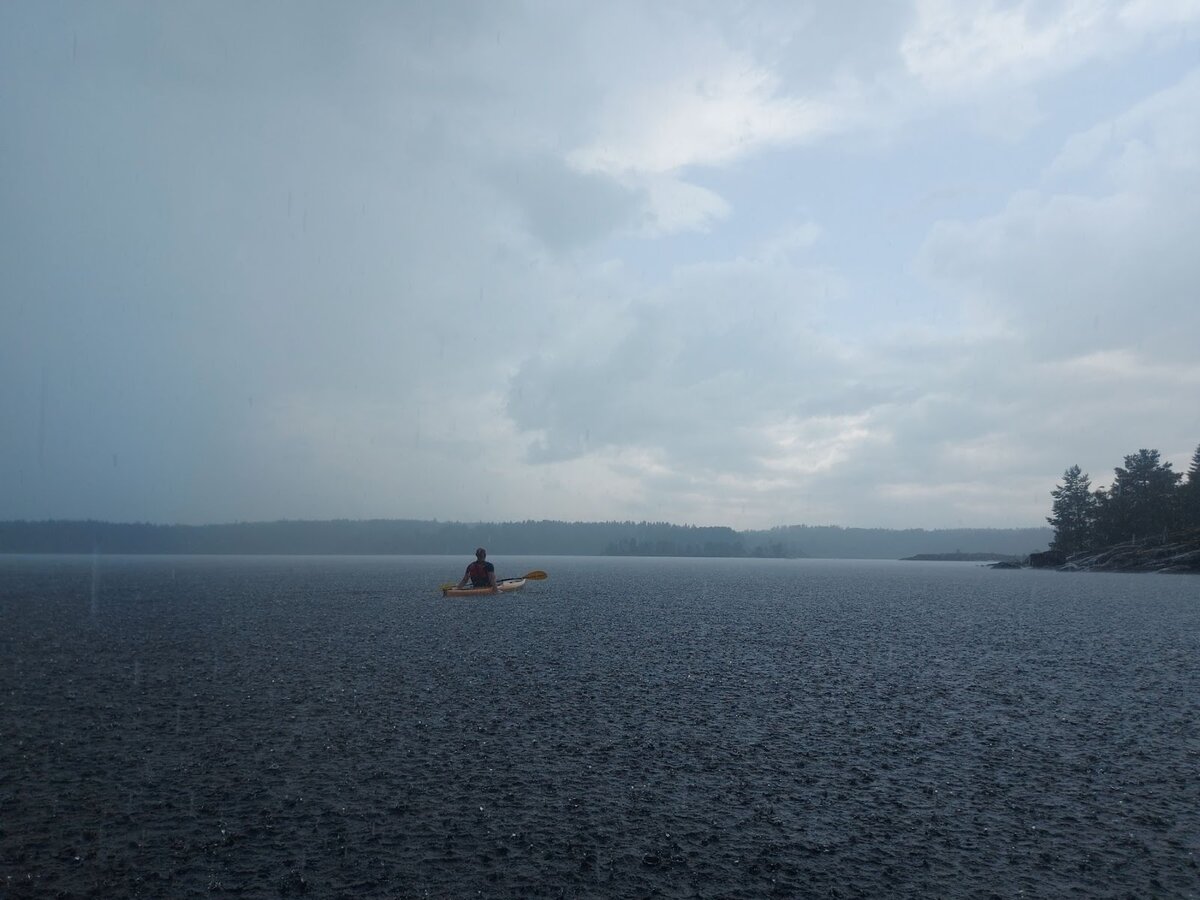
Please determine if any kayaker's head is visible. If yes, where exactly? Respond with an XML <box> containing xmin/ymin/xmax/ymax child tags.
<box><xmin>475</xmin><ymin>547</ymin><xmax>486</xmax><ymax>560</ymax></box>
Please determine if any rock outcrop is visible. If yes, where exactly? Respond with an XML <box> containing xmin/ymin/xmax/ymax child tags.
<box><xmin>1029</xmin><ymin>549</ymin><xmax>1067</xmax><ymax>568</ymax></box>
<box><xmin>1060</xmin><ymin>528</ymin><xmax>1200</xmax><ymax>574</ymax></box>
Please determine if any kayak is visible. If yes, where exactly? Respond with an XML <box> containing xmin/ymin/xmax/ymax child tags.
<box><xmin>442</xmin><ymin>578</ymin><xmax>526</xmax><ymax>598</ymax></box>
<box><xmin>438</xmin><ymin>570</ymin><xmax>547</xmax><ymax>598</ymax></box>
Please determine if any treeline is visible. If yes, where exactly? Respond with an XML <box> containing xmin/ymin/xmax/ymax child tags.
<box><xmin>739</xmin><ymin>525</ymin><xmax>1048</xmax><ymax>559</ymax></box>
<box><xmin>0</xmin><ymin>519</ymin><xmax>646</xmax><ymax>556</ymax></box>
<box><xmin>603</xmin><ymin>522</ymin><xmax>752</xmax><ymax>557</ymax></box>
<box><xmin>1047</xmin><ymin>444</ymin><xmax>1200</xmax><ymax>555</ymax></box>
<box><xmin>0</xmin><ymin>518</ymin><xmax>1051</xmax><ymax>559</ymax></box>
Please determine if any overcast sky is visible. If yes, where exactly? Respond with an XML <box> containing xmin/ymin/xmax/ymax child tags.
<box><xmin>2</xmin><ymin>1</ymin><xmax>1198</xmax><ymax>530</ymax></box>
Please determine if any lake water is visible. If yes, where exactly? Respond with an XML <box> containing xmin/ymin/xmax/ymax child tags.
<box><xmin>1</xmin><ymin>555</ymin><xmax>1197</xmax><ymax>898</ymax></box>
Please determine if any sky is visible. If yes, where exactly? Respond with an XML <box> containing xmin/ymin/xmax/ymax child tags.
<box><xmin>2</xmin><ymin>1</ymin><xmax>1199</xmax><ymax>530</ymax></box>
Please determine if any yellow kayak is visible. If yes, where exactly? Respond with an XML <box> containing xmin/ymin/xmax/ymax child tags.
<box><xmin>438</xmin><ymin>570</ymin><xmax>547</xmax><ymax>598</ymax></box>
<box><xmin>442</xmin><ymin>577</ymin><xmax>526</xmax><ymax>598</ymax></box>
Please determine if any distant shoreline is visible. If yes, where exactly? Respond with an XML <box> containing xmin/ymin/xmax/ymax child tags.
<box><xmin>901</xmin><ymin>552</ymin><xmax>1020</xmax><ymax>563</ymax></box>
<box><xmin>0</xmin><ymin>518</ymin><xmax>1051</xmax><ymax>560</ymax></box>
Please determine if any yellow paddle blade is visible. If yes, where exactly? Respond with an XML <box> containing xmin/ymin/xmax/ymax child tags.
<box><xmin>522</xmin><ymin>570</ymin><xmax>548</xmax><ymax>580</ymax></box>
<box><xmin>439</xmin><ymin>582</ymin><xmax>457</xmax><ymax>591</ymax></box>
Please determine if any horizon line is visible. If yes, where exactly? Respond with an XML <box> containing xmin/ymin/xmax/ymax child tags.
<box><xmin>0</xmin><ymin>516</ymin><xmax>1053</xmax><ymax>532</ymax></box>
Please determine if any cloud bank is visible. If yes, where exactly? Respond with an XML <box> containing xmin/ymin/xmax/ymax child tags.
<box><xmin>2</xmin><ymin>1</ymin><xmax>1197</xmax><ymax>529</ymax></box>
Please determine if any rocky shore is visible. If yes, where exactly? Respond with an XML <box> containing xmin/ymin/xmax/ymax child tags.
<box><xmin>1060</xmin><ymin>528</ymin><xmax>1200</xmax><ymax>574</ymax></box>
<box><xmin>990</xmin><ymin>528</ymin><xmax>1200</xmax><ymax>573</ymax></box>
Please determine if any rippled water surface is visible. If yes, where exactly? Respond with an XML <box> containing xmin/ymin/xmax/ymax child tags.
<box><xmin>2</xmin><ymin>555</ymin><xmax>1197</xmax><ymax>898</ymax></box>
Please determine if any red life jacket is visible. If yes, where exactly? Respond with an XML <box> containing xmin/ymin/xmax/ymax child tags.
<box><xmin>466</xmin><ymin>560</ymin><xmax>493</xmax><ymax>587</ymax></box>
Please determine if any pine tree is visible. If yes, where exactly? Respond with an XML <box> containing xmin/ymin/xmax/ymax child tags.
<box><xmin>1047</xmin><ymin>465</ymin><xmax>1097</xmax><ymax>555</ymax></box>
<box><xmin>1094</xmin><ymin>449</ymin><xmax>1182</xmax><ymax>543</ymax></box>
<box><xmin>1181</xmin><ymin>443</ymin><xmax>1200</xmax><ymax>529</ymax></box>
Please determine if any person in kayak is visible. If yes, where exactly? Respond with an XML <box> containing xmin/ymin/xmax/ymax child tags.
<box><xmin>457</xmin><ymin>547</ymin><xmax>497</xmax><ymax>592</ymax></box>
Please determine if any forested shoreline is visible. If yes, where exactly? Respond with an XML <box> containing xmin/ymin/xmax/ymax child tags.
<box><xmin>0</xmin><ymin>519</ymin><xmax>1050</xmax><ymax>560</ymax></box>
<box><xmin>14</xmin><ymin>441</ymin><xmax>1199</xmax><ymax>567</ymax></box>
<box><xmin>1044</xmin><ymin>444</ymin><xmax>1200</xmax><ymax>572</ymax></box>
<box><xmin>1047</xmin><ymin>445</ymin><xmax>1200</xmax><ymax>552</ymax></box>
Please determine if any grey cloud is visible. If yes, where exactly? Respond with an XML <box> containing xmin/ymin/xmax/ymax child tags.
<box><xmin>919</xmin><ymin>69</ymin><xmax>1200</xmax><ymax>364</ymax></box>
<box><xmin>490</xmin><ymin>157</ymin><xmax>644</xmax><ymax>253</ymax></box>
<box><xmin>506</xmin><ymin>261</ymin><xmax>878</xmax><ymax>473</ymax></box>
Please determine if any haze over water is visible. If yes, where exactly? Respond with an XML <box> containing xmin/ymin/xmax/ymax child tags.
<box><xmin>2</xmin><ymin>555</ymin><xmax>1197</xmax><ymax>897</ymax></box>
